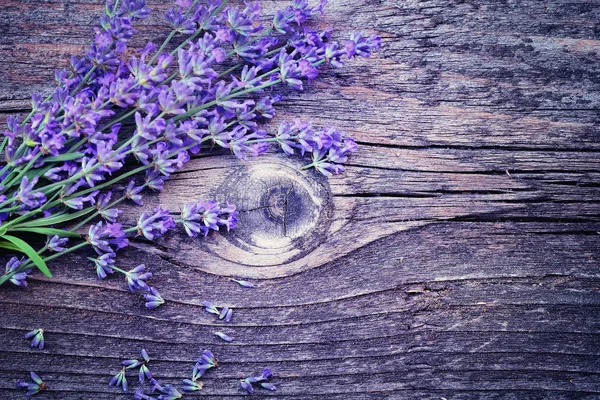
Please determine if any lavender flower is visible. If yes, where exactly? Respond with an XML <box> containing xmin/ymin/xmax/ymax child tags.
<box><xmin>231</xmin><ymin>279</ymin><xmax>255</xmax><ymax>288</ymax></box>
<box><xmin>109</xmin><ymin>367</ymin><xmax>128</xmax><ymax>392</ymax></box>
<box><xmin>90</xmin><ymin>253</ymin><xmax>115</xmax><ymax>279</ymax></box>
<box><xmin>192</xmin><ymin>349</ymin><xmax>217</xmax><ymax>380</ymax></box>
<box><xmin>180</xmin><ymin>200</ymin><xmax>239</xmax><ymax>237</ymax></box>
<box><xmin>5</xmin><ymin>257</ymin><xmax>31</xmax><ymax>287</ymax></box>
<box><xmin>124</xmin><ymin>348</ymin><xmax>153</xmax><ymax>383</ymax></box>
<box><xmin>260</xmin><ymin>382</ymin><xmax>277</xmax><ymax>391</ymax></box>
<box><xmin>125</xmin><ymin>180</ymin><xmax>144</xmax><ymax>205</ymax></box>
<box><xmin>125</xmin><ymin>264</ymin><xmax>152</xmax><ymax>292</ymax></box>
<box><xmin>149</xmin><ymin>378</ymin><xmax>183</xmax><ymax>400</ymax></box>
<box><xmin>144</xmin><ymin>287</ymin><xmax>165</xmax><ymax>309</ymax></box>
<box><xmin>181</xmin><ymin>378</ymin><xmax>203</xmax><ymax>392</ymax></box>
<box><xmin>137</xmin><ymin>206</ymin><xmax>176</xmax><ymax>240</ymax></box>
<box><xmin>15</xmin><ymin>177</ymin><xmax>46</xmax><ymax>210</ymax></box>
<box><xmin>214</xmin><ymin>331</ymin><xmax>233</xmax><ymax>342</ymax></box>
<box><xmin>240</xmin><ymin>378</ymin><xmax>254</xmax><ymax>394</ymax></box>
<box><xmin>134</xmin><ymin>390</ymin><xmax>156</xmax><ymax>400</ymax></box>
<box><xmin>202</xmin><ymin>301</ymin><xmax>220</xmax><ymax>315</ymax></box>
<box><xmin>87</xmin><ymin>221</ymin><xmax>113</xmax><ymax>254</ymax></box>
<box><xmin>16</xmin><ymin>371</ymin><xmax>47</xmax><ymax>397</ymax></box>
<box><xmin>24</xmin><ymin>328</ymin><xmax>45</xmax><ymax>350</ymax></box>
<box><xmin>46</xmin><ymin>235</ymin><xmax>68</xmax><ymax>252</ymax></box>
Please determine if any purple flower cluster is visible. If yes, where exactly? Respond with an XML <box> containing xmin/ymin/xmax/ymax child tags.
<box><xmin>25</xmin><ymin>328</ymin><xmax>45</xmax><ymax>350</ymax></box>
<box><xmin>0</xmin><ymin>0</ymin><xmax>380</xmax><ymax>305</ymax></box>
<box><xmin>4</xmin><ymin>257</ymin><xmax>30</xmax><ymax>287</ymax></box>
<box><xmin>276</xmin><ymin>121</ymin><xmax>359</xmax><ymax>175</ymax></box>
<box><xmin>180</xmin><ymin>200</ymin><xmax>238</xmax><ymax>237</ymax></box>
<box><xmin>16</xmin><ymin>371</ymin><xmax>47</xmax><ymax>397</ymax></box>
<box><xmin>192</xmin><ymin>349</ymin><xmax>218</xmax><ymax>380</ymax></box>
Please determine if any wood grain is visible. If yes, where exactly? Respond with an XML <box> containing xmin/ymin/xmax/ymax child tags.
<box><xmin>1</xmin><ymin>0</ymin><xmax>599</xmax><ymax>398</ymax></box>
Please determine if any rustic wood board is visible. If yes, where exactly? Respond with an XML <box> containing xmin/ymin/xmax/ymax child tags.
<box><xmin>1</xmin><ymin>0</ymin><xmax>599</xmax><ymax>398</ymax></box>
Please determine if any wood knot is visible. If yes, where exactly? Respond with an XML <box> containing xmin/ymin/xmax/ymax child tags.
<box><xmin>212</xmin><ymin>158</ymin><xmax>332</xmax><ymax>267</ymax></box>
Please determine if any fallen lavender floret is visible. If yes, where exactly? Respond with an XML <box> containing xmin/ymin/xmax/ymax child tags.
<box><xmin>16</xmin><ymin>371</ymin><xmax>47</xmax><ymax>397</ymax></box>
<box><xmin>240</xmin><ymin>368</ymin><xmax>275</xmax><ymax>394</ymax></box>
<box><xmin>24</xmin><ymin>328</ymin><xmax>45</xmax><ymax>350</ymax></box>
<box><xmin>202</xmin><ymin>301</ymin><xmax>220</xmax><ymax>315</ymax></box>
<box><xmin>231</xmin><ymin>278</ymin><xmax>255</xmax><ymax>288</ymax></box>
<box><xmin>144</xmin><ymin>287</ymin><xmax>165</xmax><ymax>309</ymax></box>
<box><xmin>181</xmin><ymin>378</ymin><xmax>204</xmax><ymax>392</ymax></box>
<box><xmin>214</xmin><ymin>331</ymin><xmax>234</xmax><ymax>342</ymax></box>
<box><xmin>149</xmin><ymin>378</ymin><xmax>183</xmax><ymax>400</ymax></box>
<box><xmin>0</xmin><ymin>0</ymin><xmax>381</xmax><ymax>306</ymax></box>
<box><xmin>192</xmin><ymin>349</ymin><xmax>218</xmax><ymax>380</ymax></box>
<box><xmin>109</xmin><ymin>367</ymin><xmax>128</xmax><ymax>392</ymax></box>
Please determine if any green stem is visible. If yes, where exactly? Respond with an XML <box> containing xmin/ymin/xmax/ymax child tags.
<box><xmin>245</xmin><ymin>136</ymin><xmax>287</xmax><ymax>144</ymax></box>
<box><xmin>1</xmin><ymin>152</ymin><xmax>42</xmax><ymax>189</ymax></box>
<box><xmin>148</xmin><ymin>31</ymin><xmax>176</xmax><ymax>65</ymax></box>
<box><xmin>42</xmin><ymin>242</ymin><xmax>88</xmax><ymax>263</ymax></box>
<box><xmin>71</xmin><ymin>195</ymin><xmax>127</xmax><ymax>231</ymax></box>
<box><xmin>70</xmin><ymin>66</ymin><xmax>97</xmax><ymax>96</ymax></box>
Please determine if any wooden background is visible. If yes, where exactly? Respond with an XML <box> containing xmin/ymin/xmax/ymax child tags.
<box><xmin>1</xmin><ymin>0</ymin><xmax>599</xmax><ymax>398</ymax></box>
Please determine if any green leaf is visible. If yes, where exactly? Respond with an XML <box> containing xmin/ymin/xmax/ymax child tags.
<box><xmin>0</xmin><ymin>227</ymin><xmax>6</xmax><ymax>237</ymax></box>
<box><xmin>1</xmin><ymin>235</ymin><xmax>52</xmax><ymax>278</ymax></box>
<box><xmin>0</xmin><ymin>240</ymin><xmax>21</xmax><ymax>252</ymax></box>
<box><xmin>43</xmin><ymin>152</ymin><xmax>85</xmax><ymax>163</ymax></box>
<box><xmin>14</xmin><ymin>208</ymin><xmax>94</xmax><ymax>228</ymax></box>
<box><xmin>9</xmin><ymin>227</ymin><xmax>81</xmax><ymax>238</ymax></box>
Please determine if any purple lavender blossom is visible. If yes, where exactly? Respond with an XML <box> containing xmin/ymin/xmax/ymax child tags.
<box><xmin>15</xmin><ymin>177</ymin><xmax>46</xmax><ymax>210</ymax></box>
<box><xmin>25</xmin><ymin>328</ymin><xmax>45</xmax><ymax>350</ymax></box>
<box><xmin>5</xmin><ymin>257</ymin><xmax>30</xmax><ymax>287</ymax></box>
<box><xmin>46</xmin><ymin>235</ymin><xmax>68</xmax><ymax>252</ymax></box>
<box><xmin>241</xmin><ymin>368</ymin><xmax>275</xmax><ymax>393</ymax></box>
<box><xmin>219</xmin><ymin>306</ymin><xmax>229</xmax><ymax>320</ymax></box>
<box><xmin>165</xmin><ymin>7</ymin><xmax>195</xmax><ymax>34</ymax></box>
<box><xmin>137</xmin><ymin>206</ymin><xmax>176</xmax><ymax>240</ymax></box>
<box><xmin>202</xmin><ymin>301</ymin><xmax>220</xmax><ymax>315</ymax></box>
<box><xmin>16</xmin><ymin>371</ymin><xmax>47</xmax><ymax>397</ymax></box>
<box><xmin>240</xmin><ymin>378</ymin><xmax>254</xmax><ymax>394</ymax></box>
<box><xmin>260</xmin><ymin>382</ymin><xmax>277</xmax><ymax>391</ymax></box>
<box><xmin>192</xmin><ymin>349</ymin><xmax>217</xmax><ymax>380</ymax></box>
<box><xmin>144</xmin><ymin>287</ymin><xmax>164</xmax><ymax>309</ymax></box>
<box><xmin>87</xmin><ymin>221</ymin><xmax>113</xmax><ymax>254</ymax></box>
<box><xmin>125</xmin><ymin>180</ymin><xmax>144</xmax><ymax>205</ymax></box>
<box><xmin>109</xmin><ymin>367</ymin><xmax>128</xmax><ymax>392</ymax></box>
<box><xmin>181</xmin><ymin>378</ymin><xmax>203</xmax><ymax>392</ymax></box>
<box><xmin>125</xmin><ymin>264</ymin><xmax>152</xmax><ymax>292</ymax></box>
<box><xmin>232</xmin><ymin>279</ymin><xmax>255</xmax><ymax>288</ymax></box>
<box><xmin>90</xmin><ymin>253</ymin><xmax>115</xmax><ymax>279</ymax></box>
<box><xmin>214</xmin><ymin>331</ymin><xmax>233</xmax><ymax>342</ymax></box>
<box><xmin>180</xmin><ymin>199</ymin><xmax>238</xmax><ymax>237</ymax></box>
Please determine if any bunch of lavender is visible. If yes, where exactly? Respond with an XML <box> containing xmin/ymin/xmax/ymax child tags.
<box><xmin>0</xmin><ymin>0</ymin><xmax>380</xmax><ymax>301</ymax></box>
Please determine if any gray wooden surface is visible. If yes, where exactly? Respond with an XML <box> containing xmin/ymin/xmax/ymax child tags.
<box><xmin>1</xmin><ymin>0</ymin><xmax>599</xmax><ymax>398</ymax></box>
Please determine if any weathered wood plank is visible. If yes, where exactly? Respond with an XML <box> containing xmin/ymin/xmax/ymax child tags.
<box><xmin>1</xmin><ymin>0</ymin><xmax>599</xmax><ymax>398</ymax></box>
